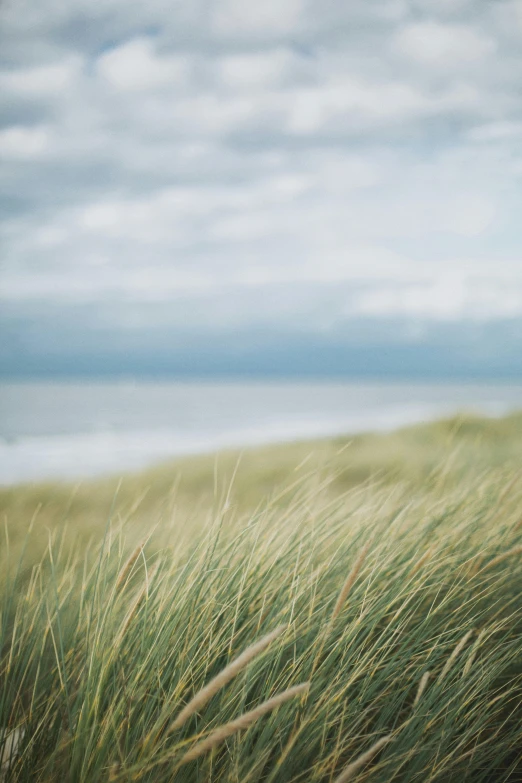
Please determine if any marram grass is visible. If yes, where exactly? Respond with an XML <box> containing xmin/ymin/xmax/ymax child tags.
<box><xmin>1</xmin><ymin>415</ymin><xmax>522</xmax><ymax>781</ymax></box>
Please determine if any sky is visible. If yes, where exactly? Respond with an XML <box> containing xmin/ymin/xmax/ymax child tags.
<box><xmin>1</xmin><ymin>0</ymin><xmax>522</xmax><ymax>379</ymax></box>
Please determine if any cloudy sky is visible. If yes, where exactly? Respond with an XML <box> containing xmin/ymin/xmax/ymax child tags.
<box><xmin>1</xmin><ymin>0</ymin><xmax>522</xmax><ymax>378</ymax></box>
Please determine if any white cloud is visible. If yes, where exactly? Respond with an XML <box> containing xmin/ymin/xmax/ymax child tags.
<box><xmin>508</xmin><ymin>0</ymin><xmax>522</xmax><ymax>28</ymax></box>
<box><xmin>1</xmin><ymin>0</ymin><xmax>522</xmax><ymax>340</ymax></box>
<box><xmin>285</xmin><ymin>78</ymin><xmax>480</xmax><ymax>135</ymax></box>
<box><xmin>64</xmin><ymin>174</ymin><xmax>313</xmax><ymax>245</ymax></box>
<box><xmin>96</xmin><ymin>37</ymin><xmax>190</xmax><ymax>91</ymax></box>
<box><xmin>489</xmin><ymin>0</ymin><xmax>522</xmax><ymax>40</ymax></box>
<box><xmin>393</xmin><ymin>21</ymin><xmax>495</xmax><ymax>66</ymax></box>
<box><xmin>353</xmin><ymin>277</ymin><xmax>522</xmax><ymax>321</ymax></box>
<box><xmin>213</xmin><ymin>0</ymin><xmax>303</xmax><ymax>37</ymax></box>
<box><xmin>409</xmin><ymin>0</ymin><xmax>473</xmax><ymax>14</ymax></box>
<box><xmin>444</xmin><ymin>194</ymin><xmax>497</xmax><ymax>237</ymax></box>
<box><xmin>0</xmin><ymin>57</ymin><xmax>82</xmax><ymax>95</ymax></box>
<box><xmin>0</xmin><ymin>125</ymin><xmax>50</xmax><ymax>159</ymax></box>
<box><xmin>218</xmin><ymin>48</ymin><xmax>301</xmax><ymax>90</ymax></box>
<box><xmin>468</xmin><ymin>121</ymin><xmax>522</xmax><ymax>142</ymax></box>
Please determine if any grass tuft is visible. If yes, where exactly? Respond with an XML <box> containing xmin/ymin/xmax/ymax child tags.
<box><xmin>169</xmin><ymin>625</ymin><xmax>287</xmax><ymax>733</ymax></box>
<box><xmin>179</xmin><ymin>683</ymin><xmax>310</xmax><ymax>764</ymax></box>
<box><xmin>1</xmin><ymin>413</ymin><xmax>522</xmax><ymax>781</ymax></box>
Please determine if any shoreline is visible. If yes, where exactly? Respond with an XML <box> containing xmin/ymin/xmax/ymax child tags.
<box><xmin>2</xmin><ymin>407</ymin><xmax>522</xmax><ymax>490</ymax></box>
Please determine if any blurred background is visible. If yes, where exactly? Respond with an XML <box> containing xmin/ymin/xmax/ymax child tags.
<box><xmin>1</xmin><ymin>0</ymin><xmax>522</xmax><ymax>484</ymax></box>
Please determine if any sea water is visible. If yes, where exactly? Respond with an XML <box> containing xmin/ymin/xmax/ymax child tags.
<box><xmin>1</xmin><ymin>381</ymin><xmax>521</xmax><ymax>485</ymax></box>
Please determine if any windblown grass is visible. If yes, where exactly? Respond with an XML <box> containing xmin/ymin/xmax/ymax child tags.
<box><xmin>1</xmin><ymin>413</ymin><xmax>522</xmax><ymax>781</ymax></box>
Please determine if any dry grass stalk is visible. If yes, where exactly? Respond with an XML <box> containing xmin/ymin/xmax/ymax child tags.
<box><xmin>115</xmin><ymin>541</ymin><xmax>146</xmax><ymax>590</ymax></box>
<box><xmin>333</xmin><ymin>735</ymin><xmax>393</xmax><ymax>783</ymax></box>
<box><xmin>468</xmin><ymin>556</ymin><xmax>483</xmax><ymax>576</ymax></box>
<box><xmin>439</xmin><ymin>630</ymin><xmax>473</xmax><ymax>683</ymax></box>
<box><xmin>169</xmin><ymin>625</ymin><xmax>286</xmax><ymax>732</ymax></box>
<box><xmin>180</xmin><ymin>683</ymin><xmax>310</xmax><ymax>764</ymax></box>
<box><xmin>408</xmin><ymin>546</ymin><xmax>434</xmax><ymax>577</ymax></box>
<box><xmin>481</xmin><ymin>545</ymin><xmax>522</xmax><ymax>573</ymax></box>
<box><xmin>331</xmin><ymin>541</ymin><xmax>370</xmax><ymax>623</ymax></box>
<box><xmin>413</xmin><ymin>671</ymin><xmax>431</xmax><ymax>707</ymax></box>
<box><xmin>496</xmin><ymin>474</ymin><xmax>520</xmax><ymax>507</ymax></box>
<box><xmin>115</xmin><ymin>562</ymin><xmax>159</xmax><ymax>644</ymax></box>
<box><xmin>463</xmin><ymin>629</ymin><xmax>487</xmax><ymax>677</ymax></box>
<box><xmin>1</xmin><ymin>728</ymin><xmax>24</xmax><ymax>779</ymax></box>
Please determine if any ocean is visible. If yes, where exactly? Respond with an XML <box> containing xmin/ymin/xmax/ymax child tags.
<box><xmin>1</xmin><ymin>380</ymin><xmax>521</xmax><ymax>485</ymax></box>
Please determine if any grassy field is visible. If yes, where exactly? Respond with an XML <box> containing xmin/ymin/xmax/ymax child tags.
<box><xmin>1</xmin><ymin>412</ymin><xmax>522</xmax><ymax>781</ymax></box>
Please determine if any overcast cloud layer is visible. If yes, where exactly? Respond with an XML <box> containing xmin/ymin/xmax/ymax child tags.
<box><xmin>1</xmin><ymin>0</ymin><xmax>522</xmax><ymax>377</ymax></box>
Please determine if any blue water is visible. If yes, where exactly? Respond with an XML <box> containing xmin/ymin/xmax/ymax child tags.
<box><xmin>0</xmin><ymin>381</ymin><xmax>521</xmax><ymax>485</ymax></box>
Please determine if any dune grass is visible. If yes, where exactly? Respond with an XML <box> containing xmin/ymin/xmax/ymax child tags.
<box><xmin>1</xmin><ymin>413</ymin><xmax>522</xmax><ymax>781</ymax></box>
